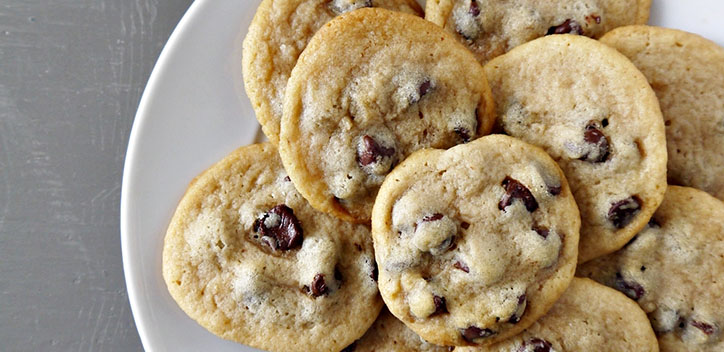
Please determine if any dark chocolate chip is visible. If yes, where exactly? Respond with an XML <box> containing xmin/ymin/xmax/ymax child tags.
<box><xmin>310</xmin><ymin>273</ymin><xmax>328</xmax><ymax>297</ymax></box>
<box><xmin>517</xmin><ymin>337</ymin><xmax>553</xmax><ymax>352</ymax></box>
<box><xmin>608</xmin><ymin>196</ymin><xmax>642</xmax><ymax>228</ymax></box>
<box><xmin>254</xmin><ymin>204</ymin><xmax>303</xmax><ymax>251</ymax></box>
<box><xmin>469</xmin><ymin>0</ymin><xmax>480</xmax><ymax>17</ymax></box>
<box><xmin>691</xmin><ymin>320</ymin><xmax>716</xmax><ymax>335</ymax></box>
<box><xmin>580</xmin><ymin>122</ymin><xmax>610</xmax><ymax>163</ymax></box>
<box><xmin>508</xmin><ymin>294</ymin><xmax>527</xmax><ymax>324</ymax></box>
<box><xmin>422</xmin><ymin>213</ymin><xmax>444</xmax><ymax>222</ymax></box>
<box><xmin>454</xmin><ymin>126</ymin><xmax>472</xmax><ymax>143</ymax></box>
<box><xmin>461</xmin><ymin>326</ymin><xmax>495</xmax><ymax>342</ymax></box>
<box><xmin>357</xmin><ymin>135</ymin><xmax>395</xmax><ymax>167</ymax></box>
<box><xmin>532</xmin><ymin>225</ymin><xmax>550</xmax><ymax>239</ymax></box>
<box><xmin>546</xmin><ymin>19</ymin><xmax>584</xmax><ymax>35</ymax></box>
<box><xmin>461</xmin><ymin>221</ymin><xmax>470</xmax><ymax>229</ymax></box>
<box><xmin>547</xmin><ymin>184</ymin><xmax>562</xmax><ymax>196</ymax></box>
<box><xmin>601</xmin><ymin>118</ymin><xmax>609</xmax><ymax>127</ymax></box>
<box><xmin>454</xmin><ymin>261</ymin><xmax>470</xmax><ymax>273</ymax></box>
<box><xmin>283</xmin><ymin>175</ymin><xmax>291</xmax><ymax>182</ymax></box>
<box><xmin>615</xmin><ymin>272</ymin><xmax>645</xmax><ymax>301</ymax></box>
<box><xmin>499</xmin><ymin>176</ymin><xmax>539</xmax><ymax>212</ymax></box>
<box><xmin>433</xmin><ymin>295</ymin><xmax>448</xmax><ymax>315</ymax></box>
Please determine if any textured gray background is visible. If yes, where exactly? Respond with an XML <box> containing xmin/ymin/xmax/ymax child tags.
<box><xmin>0</xmin><ymin>1</ymin><xmax>192</xmax><ymax>350</ymax></box>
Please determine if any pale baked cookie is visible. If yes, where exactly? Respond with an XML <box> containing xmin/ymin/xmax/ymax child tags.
<box><xmin>345</xmin><ymin>308</ymin><xmax>452</xmax><ymax>352</ymax></box>
<box><xmin>280</xmin><ymin>8</ymin><xmax>496</xmax><ymax>223</ymax></box>
<box><xmin>425</xmin><ymin>0</ymin><xmax>650</xmax><ymax>64</ymax></box>
<box><xmin>456</xmin><ymin>278</ymin><xmax>659</xmax><ymax>352</ymax></box>
<box><xmin>578</xmin><ymin>186</ymin><xmax>724</xmax><ymax>352</ymax></box>
<box><xmin>242</xmin><ymin>0</ymin><xmax>423</xmax><ymax>145</ymax></box>
<box><xmin>372</xmin><ymin>135</ymin><xmax>580</xmax><ymax>346</ymax></box>
<box><xmin>600</xmin><ymin>25</ymin><xmax>724</xmax><ymax>202</ymax></box>
<box><xmin>484</xmin><ymin>35</ymin><xmax>667</xmax><ymax>263</ymax></box>
<box><xmin>162</xmin><ymin>143</ymin><xmax>381</xmax><ymax>352</ymax></box>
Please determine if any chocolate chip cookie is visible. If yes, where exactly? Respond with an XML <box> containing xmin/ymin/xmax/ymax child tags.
<box><xmin>162</xmin><ymin>143</ymin><xmax>381</xmax><ymax>352</ymax></box>
<box><xmin>484</xmin><ymin>35</ymin><xmax>667</xmax><ymax>263</ymax></box>
<box><xmin>456</xmin><ymin>278</ymin><xmax>659</xmax><ymax>352</ymax></box>
<box><xmin>425</xmin><ymin>0</ymin><xmax>650</xmax><ymax>64</ymax></box>
<box><xmin>371</xmin><ymin>135</ymin><xmax>580</xmax><ymax>346</ymax></box>
<box><xmin>279</xmin><ymin>8</ymin><xmax>496</xmax><ymax>223</ymax></box>
<box><xmin>242</xmin><ymin>0</ymin><xmax>423</xmax><ymax>145</ymax></box>
<box><xmin>600</xmin><ymin>25</ymin><xmax>724</xmax><ymax>202</ymax></box>
<box><xmin>578</xmin><ymin>186</ymin><xmax>724</xmax><ymax>352</ymax></box>
<box><xmin>344</xmin><ymin>308</ymin><xmax>452</xmax><ymax>352</ymax></box>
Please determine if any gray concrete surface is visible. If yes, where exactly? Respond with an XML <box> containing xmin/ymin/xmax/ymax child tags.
<box><xmin>0</xmin><ymin>1</ymin><xmax>193</xmax><ymax>350</ymax></box>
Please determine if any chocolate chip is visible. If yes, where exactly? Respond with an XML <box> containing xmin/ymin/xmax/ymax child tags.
<box><xmin>469</xmin><ymin>0</ymin><xmax>480</xmax><ymax>16</ymax></box>
<box><xmin>461</xmin><ymin>326</ymin><xmax>495</xmax><ymax>342</ymax></box>
<box><xmin>433</xmin><ymin>295</ymin><xmax>448</xmax><ymax>315</ymax></box>
<box><xmin>546</xmin><ymin>19</ymin><xmax>584</xmax><ymax>35</ymax></box>
<box><xmin>580</xmin><ymin>122</ymin><xmax>610</xmax><ymax>163</ymax></box>
<box><xmin>283</xmin><ymin>175</ymin><xmax>291</xmax><ymax>182</ymax></box>
<box><xmin>608</xmin><ymin>196</ymin><xmax>642</xmax><ymax>228</ymax></box>
<box><xmin>328</xmin><ymin>0</ymin><xmax>372</xmax><ymax>15</ymax></box>
<box><xmin>532</xmin><ymin>225</ymin><xmax>550</xmax><ymax>239</ymax></box>
<box><xmin>517</xmin><ymin>337</ymin><xmax>553</xmax><ymax>352</ymax></box>
<box><xmin>461</xmin><ymin>221</ymin><xmax>470</xmax><ymax>229</ymax></box>
<box><xmin>508</xmin><ymin>294</ymin><xmax>527</xmax><ymax>324</ymax></box>
<box><xmin>454</xmin><ymin>261</ymin><xmax>470</xmax><ymax>273</ymax></box>
<box><xmin>422</xmin><ymin>213</ymin><xmax>444</xmax><ymax>222</ymax></box>
<box><xmin>341</xmin><ymin>342</ymin><xmax>357</xmax><ymax>352</ymax></box>
<box><xmin>254</xmin><ymin>204</ymin><xmax>303</xmax><ymax>251</ymax></box>
<box><xmin>357</xmin><ymin>135</ymin><xmax>395</xmax><ymax>167</ymax></box>
<box><xmin>454</xmin><ymin>126</ymin><xmax>472</xmax><ymax>143</ymax></box>
<box><xmin>691</xmin><ymin>320</ymin><xmax>716</xmax><ymax>335</ymax></box>
<box><xmin>547</xmin><ymin>184</ymin><xmax>562</xmax><ymax>196</ymax></box>
<box><xmin>309</xmin><ymin>274</ymin><xmax>328</xmax><ymax>297</ymax></box>
<box><xmin>615</xmin><ymin>272</ymin><xmax>645</xmax><ymax>301</ymax></box>
<box><xmin>499</xmin><ymin>176</ymin><xmax>539</xmax><ymax>212</ymax></box>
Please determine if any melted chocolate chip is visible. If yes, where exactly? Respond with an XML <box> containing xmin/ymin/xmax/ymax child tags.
<box><xmin>608</xmin><ymin>196</ymin><xmax>642</xmax><ymax>228</ymax></box>
<box><xmin>309</xmin><ymin>274</ymin><xmax>328</xmax><ymax>297</ymax></box>
<box><xmin>532</xmin><ymin>225</ymin><xmax>550</xmax><ymax>239</ymax></box>
<box><xmin>433</xmin><ymin>295</ymin><xmax>448</xmax><ymax>315</ymax></box>
<box><xmin>454</xmin><ymin>126</ymin><xmax>472</xmax><ymax>143</ymax></box>
<box><xmin>691</xmin><ymin>320</ymin><xmax>716</xmax><ymax>335</ymax></box>
<box><xmin>357</xmin><ymin>135</ymin><xmax>395</xmax><ymax>167</ymax></box>
<box><xmin>254</xmin><ymin>204</ymin><xmax>303</xmax><ymax>251</ymax></box>
<box><xmin>517</xmin><ymin>337</ymin><xmax>553</xmax><ymax>352</ymax></box>
<box><xmin>454</xmin><ymin>261</ymin><xmax>470</xmax><ymax>273</ymax></box>
<box><xmin>469</xmin><ymin>0</ymin><xmax>480</xmax><ymax>16</ymax></box>
<box><xmin>546</xmin><ymin>19</ymin><xmax>584</xmax><ymax>35</ymax></box>
<box><xmin>615</xmin><ymin>272</ymin><xmax>645</xmax><ymax>301</ymax></box>
<box><xmin>580</xmin><ymin>122</ymin><xmax>610</xmax><ymax>163</ymax></box>
<box><xmin>422</xmin><ymin>213</ymin><xmax>444</xmax><ymax>222</ymax></box>
<box><xmin>508</xmin><ymin>294</ymin><xmax>527</xmax><ymax>324</ymax></box>
<box><xmin>499</xmin><ymin>176</ymin><xmax>539</xmax><ymax>212</ymax></box>
<box><xmin>461</xmin><ymin>326</ymin><xmax>495</xmax><ymax>342</ymax></box>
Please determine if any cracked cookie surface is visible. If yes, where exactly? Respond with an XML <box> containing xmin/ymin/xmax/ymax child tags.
<box><xmin>279</xmin><ymin>8</ymin><xmax>496</xmax><ymax>223</ymax></box>
<box><xmin>456</xmin><ymin>278</ymin><xmax>659</xmax><ymax>352</ymax></box>
<box><xmin>578</xmin><ymin>186</ymin><xmax>724</xmax><ymax>352</ymax></box>
<box><xmin>484</xmin><ymin>35</ymin><xmax>667</xmax><ymax>262</ymax></box>
<box><xmin>242</xmin><ymin>0</ymin><xmax>422</xmax><ymax>145</ymax></box>
<box><xmin>162</xmin><ymin>143</ymin><xmax>381</xmax><ymax>352</ymax></box>
<box><xmin>425</xmin><ymin>0</ymin><xmax>650</xmax><ymax>64</ymax></box>
<box><xmin>372</xmin><ymin>135</ymin><xmax>579</xmax><ymax>346</ymax></box>
<box><xmin>600</xmin><ymin>25</ymin><xmax>724</xmax><ymax>202</ymax></box>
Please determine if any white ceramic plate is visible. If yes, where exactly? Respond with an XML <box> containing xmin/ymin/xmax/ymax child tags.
<box><xmin>121</xmin><ymin>1</ymin><xmax>724</xmax><ymax>351</ymax></box>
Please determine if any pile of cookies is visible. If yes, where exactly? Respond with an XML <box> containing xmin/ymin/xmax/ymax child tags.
<box><xmin>161</xmin><ymin>0</ymin><xmax>724</xmax><ymax>351</ymax></box>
